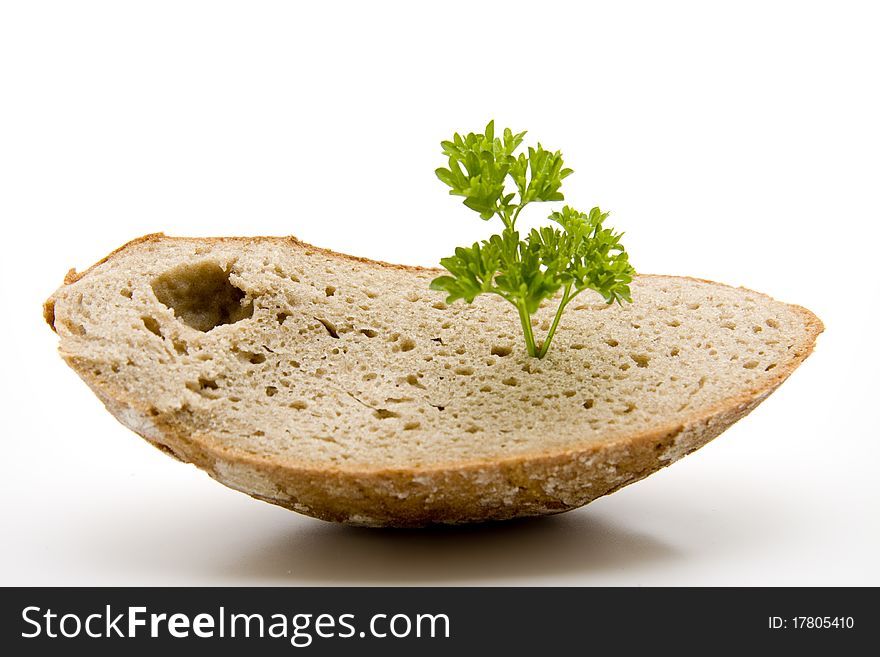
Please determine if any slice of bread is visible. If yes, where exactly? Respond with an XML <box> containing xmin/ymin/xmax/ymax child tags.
<box><xmin>44</xmin><ymin>234</ymin><xmax>823</xmax><ymax>527</ymax></box>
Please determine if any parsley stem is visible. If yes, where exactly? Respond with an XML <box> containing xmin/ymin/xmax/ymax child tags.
<box><xmin>537</xmin><ymin>283</ymin><xmax>573</xmax><ymax>359</ymax></box>
<box><xmin>510</xmin><ymin>204</ymin><xmax>525</xmax><ymax>229</ymax></box>
<box><xmin>497</xmin><ymin>204</ymin><xmax>525</xmax><ymax>231</ymax></box>
<box><xmin>497</xmin><ymin>207</ymin><xmax>512</xmax><ymax>230</ymax></box>
<box><xmin>515</xmin><ymin>300</ymin><xmax>538</xmax><ymax>357</ymax></box>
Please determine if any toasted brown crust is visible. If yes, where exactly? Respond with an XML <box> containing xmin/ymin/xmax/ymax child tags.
<box><xmin>46</xmin><ymin>234</ymin><xmax>824</xmax><ymax>527</ymax></box>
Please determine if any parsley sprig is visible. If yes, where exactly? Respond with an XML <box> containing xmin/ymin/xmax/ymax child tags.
<box><xmin>430</xmin><ymin>121</ymin><xmax>635</xmax><ymax>358</ymax></box>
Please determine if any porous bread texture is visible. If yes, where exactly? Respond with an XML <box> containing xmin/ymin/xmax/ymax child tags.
<box><xmin>45</xmin><ymin>234</ymin><xmax>823</xmax><ymax>526</ymax></box>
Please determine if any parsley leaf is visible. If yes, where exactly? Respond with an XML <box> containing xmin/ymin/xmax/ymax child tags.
<box><xmin>435</xmin><ymin>120</ymin><xmax>526</xmax><ymax>222</ymax></box>
<box><xmin>431</xmin><ymin>122</ymin><xmax>635</xmax><ymax>358</ymax></box>
<box><xmin>431</xmin><ymin>240</ymin><xmax>501</xmax><ymax>304</ymax></box>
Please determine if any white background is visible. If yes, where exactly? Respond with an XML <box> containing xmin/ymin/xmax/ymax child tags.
<box><xmin>1</xmin><ymin>1</ymin><xmax>878</xmax><ymax>585</ymax></box>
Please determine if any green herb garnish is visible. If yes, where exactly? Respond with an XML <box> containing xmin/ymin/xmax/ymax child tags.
<box><xmin>430</xmin><ymin>121</ymin><xmax>635</xmax><ymax>358</ymax></box>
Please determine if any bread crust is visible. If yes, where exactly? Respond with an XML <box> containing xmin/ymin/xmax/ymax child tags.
<box><xmin>46</xmin><ymin>234</ymin><xmax>824</xmax><ymax>527</ymax></box>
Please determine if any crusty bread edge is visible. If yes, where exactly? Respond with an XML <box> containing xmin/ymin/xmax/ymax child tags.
<box><xmin>45</xmin><ymin>234</ymin><xmax>825</xmax><ymax>526</ymax></box>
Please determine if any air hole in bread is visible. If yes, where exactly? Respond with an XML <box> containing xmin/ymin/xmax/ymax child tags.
<box><xmin>142</xmin><ymin>316</ymin><xmax>162</xmax><ymax>337</ymax></box>
<box><xmin>583</xmin><ymin>399</ymin><xmax>594</xmax><ymax>409</ymax></box>
<box><xmin>151</xmin><ymin>262</ymin><xmax>253</xmax><ymax>332</ymax></box>
<box><xmin>325</xmin><ymin>286</ymin><xmax>336</xmax><ymax>296</ymax></box>
<box><xmin>743</xmin><ymin>360</ymin><xmax>759</xmax><ymax>369</ymax></box>
<box><xmin>400</xmin><ymin>337</ymin><xmax>416</xmax><ymax>352</ymax></box>
<box><xmin>315</xmin><ymin>317</ymin><xmax>339</xmax><ymax>339</ymax></box>
<box><xmin>605</xmin><ymin>338</ymin><xmax>619</xmax><ymax>347</ymax></box>
<box><xmin>360</xmin><ymin>329</ymin><xmax>378</xmax><ymax>338</ymax></box>
<box><xmin>236</xmin><ymin>350</ymin><xmax>266</xmax><ymax>364</ymax></box>
<box><xmin>187</xmin><ymin>377</ymin><xmax>220</xmax><ymax>398</ymax></box>
<box><xmin>631</xmin><ymin>354</ymin><xmax>650</xmax><ymax>368</ymax></box>
<box><xmin>615</xmin><ymin>402</ymin><xmax>637</xmax><ymax>415</ymax></box>
<box><xmin>265</xmin><ymin>386</ymin><xmax>278</xmax><ymax>396</ymax></box>
<box><xmin>60</xmin><ymin>319</ymin><xmax>86</xmax><ymax>337</ymax></box>
<box><xmin>490</xmin><ymin>345</ymin><xmax>512</xmax><ymax>357</ymax></box>
<box><xmin>374</xmin><ymin>409</ymin><xmax>398</xmax><ymax>419</ymax></box>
